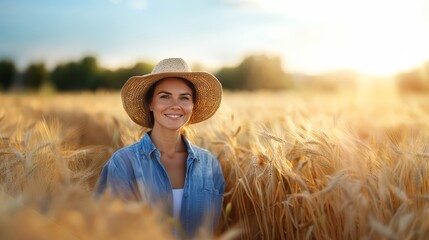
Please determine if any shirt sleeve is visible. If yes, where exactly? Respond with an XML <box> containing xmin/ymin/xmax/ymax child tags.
<box><xmin>212</xmin><ymin>156</ymin><xmax>226</xmax><ymax>229</ymax></box>
<box><xmin>213</xmin><ymin>157</ymin><xmax>225</xmax><ymax>195</ymax></box>
<box><xmin>94</xmin><ymin>154</ymin><xmax>138</xmax><ymax>201</ymax></box>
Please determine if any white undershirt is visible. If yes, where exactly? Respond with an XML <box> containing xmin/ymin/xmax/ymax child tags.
<box><xmin>172</xmin><ymin>188</ymin><xmax>184</xmax><ymax>220</ymax></box>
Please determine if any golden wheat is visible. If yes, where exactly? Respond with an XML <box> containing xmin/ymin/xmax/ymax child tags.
<box><xmin>0</xmin><ymin>85</ymin><xmax>428</xmax><ymax>239</ymax></box>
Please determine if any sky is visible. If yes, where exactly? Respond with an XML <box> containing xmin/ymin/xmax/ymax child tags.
<box><xmin>1</xmin><ymin>0</ymin><xmax>429</xmax><ymax>76</ymax></box>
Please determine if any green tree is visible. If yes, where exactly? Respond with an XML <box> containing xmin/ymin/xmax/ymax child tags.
<box><xmin>79</xmin><ymin>56</ymin><xmax>99</xmax><ymax>90</ymax></box>
<box><xmin>23</xmin><ymin>63</ymin><xmax>47</xmax><ymax>89</ymax></box>
<box><xmin>0</xmin><ymin>60</ymin><xmax>17</xmax><ymax>90</ymax></box>
<box><xmin>50</xmin><ymin>56</ymin><xmax>101</xmax><ymax>91</ymax></box>
<box><xmin>239</xmin><ymin>55</ymin><xmax>291</xmax><ymax>90</ymax></box>
<box><xmin>215</xmin><ymin>66</ymin><xmax>242</xmax><ymax>90</ymax></box>
<box><xmin>130</xmin><ymin>62</ymin><xmax>153</xmax><ymax>76</ymax></box>
<box><xmin>215</xmin><ymin>55</ymin><xmax>292</xmax><ymax>90</ymax></box>
<box><xmin>51</xmin><ymin>62</ymin><xmax>79</xmax><ymax>91</ymax></box>
<box><xmin>98</xmin><ymin>61</ymin><xmax>153</xmax><ymax>89</ymax></box>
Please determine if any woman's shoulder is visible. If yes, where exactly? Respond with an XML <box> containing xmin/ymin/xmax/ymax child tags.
<box><xmin>190</xmin><ymin>144</ymin><xmax>210</xmax><ymax>154</ymax></box>
<box><xmin>106</xmin><ymin>141</ymin><xmax>142</xmax><ymax>167</ymax></box>
<box><xmin>188</xmin><ymin>142</ymin><xmax>209</xmax><ymax>155</ymax></box>
<box><xmin>113</xmin><ymin>141</ymin><xmax>141</xmax><ymax>157</ymax></box>
<box><xmin>189</xmin><ymin>144</ymin><xmax>218</xmax><ymax>162</ymax></box>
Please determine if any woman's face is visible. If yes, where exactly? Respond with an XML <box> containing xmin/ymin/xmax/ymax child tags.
<box><xmin>149</xmin><ymin>77</ymin><xmax>194</xmax><ymax>131</ymax></box>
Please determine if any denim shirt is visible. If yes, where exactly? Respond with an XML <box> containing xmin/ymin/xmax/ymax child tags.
<box><xmin>95</xmin><ymin>133</ymin><xmax>225</xmax><ymax>238</ymax></box>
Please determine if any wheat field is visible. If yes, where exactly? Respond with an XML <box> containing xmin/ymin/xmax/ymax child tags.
<box><xmin>1</xmin><ymin>84</ymin><xmax>428</xmax><ymax>239</ymax></box>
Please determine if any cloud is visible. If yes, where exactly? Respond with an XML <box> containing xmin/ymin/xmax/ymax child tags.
<box><xmin>128</xmin><ymin>0</ymin><xmax>147</xmax><ymax>10</ymax></box>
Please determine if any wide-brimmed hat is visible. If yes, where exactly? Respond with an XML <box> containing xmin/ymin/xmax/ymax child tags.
<box><xmin>121</xmin><ymin>58</ymin><xmax>222</xmax><ymax>128</ymax></box>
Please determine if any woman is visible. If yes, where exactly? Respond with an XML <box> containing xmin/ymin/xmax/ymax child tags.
<box><xmin>95</xmin><ymin>58</ymin><xmax>225</xmax><ymax>238</ymax></box>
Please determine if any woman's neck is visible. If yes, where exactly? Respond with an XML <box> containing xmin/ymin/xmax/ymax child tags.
<box><xmin>150</xmin><ymin>127</ymin><xmax>185</xmax><ymax>154</ymax></box>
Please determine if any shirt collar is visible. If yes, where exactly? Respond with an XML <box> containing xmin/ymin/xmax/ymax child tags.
<box><xmin>138</xmin><ymin>132</ymin><xmax>156</xmax><ymax>156</ymax></box>
<box><xmin>181</xmin><ymin>134</ymin><xmax>198</xmax><ymax>162</ymax></box>
<box><xmin>139</xmin><ymin>132</ymin><xmax>197</xmax><ymax>162</ymax></box>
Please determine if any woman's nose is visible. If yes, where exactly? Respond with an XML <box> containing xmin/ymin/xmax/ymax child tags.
<box><xmin>170</xmin><ymin>102</ymin><xmax>181</xmax><ymax>110</ymax></box>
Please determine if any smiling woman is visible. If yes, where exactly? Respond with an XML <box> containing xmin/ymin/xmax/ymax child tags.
<box><xmin>95</xmin><ymin>58</ymin><xmax>225</xmax><ymax>239</ymax></box>
<box><xmin>149</xmin><ymin>78</ymin><xmax>194</xmax><ymax>132</ymax></box>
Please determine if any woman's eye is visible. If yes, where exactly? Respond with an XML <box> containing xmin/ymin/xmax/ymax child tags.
<box><xmin>180</xmin><ymin>96</ymin><xmax>190</xmax><ymax>101</ymax></box>
<box><xmin>160</xmin><ymin>95</ymin><xmax>169</xmax><ymax>99</ymax></box>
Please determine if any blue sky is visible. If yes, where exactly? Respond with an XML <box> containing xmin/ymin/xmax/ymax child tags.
<box><xmin>1</xmin><ymin>0</ymin><xmax>429</xmax><ymax>76</ymax></box>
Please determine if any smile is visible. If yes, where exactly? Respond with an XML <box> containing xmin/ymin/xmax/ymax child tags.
<box><xmin>164</xmin><ymin>114</ymin><xmax>183</xmax><ymax>119</ymax></box>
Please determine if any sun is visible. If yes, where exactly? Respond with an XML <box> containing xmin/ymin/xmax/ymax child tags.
<box><xmin>247</xmin><ymin>0</ymin><xmax>429</xmax><ymax>76</ymax></box>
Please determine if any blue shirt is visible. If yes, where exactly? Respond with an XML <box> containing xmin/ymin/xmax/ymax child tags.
<box><xmin>95</xmin><ymin>133</ymin><xmax>225</xmax><ymax>238</ymax></box>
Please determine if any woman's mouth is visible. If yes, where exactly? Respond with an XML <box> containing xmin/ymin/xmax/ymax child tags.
<box><xmin>164</xmin><ymin>114</ymin><xmax>183</xmax><ymax>119</ymax></box>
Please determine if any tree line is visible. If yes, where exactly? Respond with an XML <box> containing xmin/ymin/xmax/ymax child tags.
<box><xmin>0</xmin><ymin>55</ymin><xmax>292</xmax><ymax>92</ymax></box>
<box><xmin>2</xmin><ymin>55</ymin><xmax>427</xmax><ymax>93</ymax></box>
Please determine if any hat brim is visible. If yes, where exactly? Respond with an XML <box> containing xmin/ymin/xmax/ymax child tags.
<box><xmin>121</xmin><ymin>71</ymin><xmax>222</xmax><ymax>128</ymax></box>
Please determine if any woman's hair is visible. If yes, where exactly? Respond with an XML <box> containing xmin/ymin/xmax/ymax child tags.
<box><xmin>144</xmin><ymin>77</ymin><xmax>196</xmax><ymax>129</ymax></box>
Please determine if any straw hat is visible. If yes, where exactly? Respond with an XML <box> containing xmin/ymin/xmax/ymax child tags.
<box><xmin>121</xmin><ymin>58</ymin><xmax>222</xmax><ymax>128</ymax></box>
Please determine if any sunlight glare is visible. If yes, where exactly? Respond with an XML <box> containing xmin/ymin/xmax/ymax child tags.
<box><xmin>244</xmin><ymin>0</ymin><xmax>429</xmax><ymax>75</ymax></box>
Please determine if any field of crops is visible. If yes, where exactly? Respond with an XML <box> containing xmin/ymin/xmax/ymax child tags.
<box><xmin>1</xmin><ymin>85</ymin><xmax>428</xmax><ymax>239</ymax></box>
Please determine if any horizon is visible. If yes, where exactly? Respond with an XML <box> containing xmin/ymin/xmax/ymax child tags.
<box><xmin>1</xmin><ymin>0</ymin><xmax>429</xmax><ymax>77</ymax></box>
